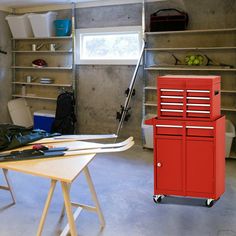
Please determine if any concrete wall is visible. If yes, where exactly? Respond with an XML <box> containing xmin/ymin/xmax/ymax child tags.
<box><xmin>74</xmin><ymin>0</ymin><xmax>236</xmax><ymax>143</ymax></box>
<box><xmin>1</xmin><ymin>0</ymin><xmax>235</xmax><ymax>143</ymax></box>
<box><xmin>0</xmin><ymin>11</ymin><xmax>12</xmax><ymax>123</ymax></box>
<box><xmin>75</xmin><ymin>3</ymin><xmax>143</xmax><ymax>140</ymax></box>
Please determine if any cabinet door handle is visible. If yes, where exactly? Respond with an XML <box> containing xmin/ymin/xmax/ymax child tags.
<box><xmin>187</xmin><ymin>97</ymin><xmax>210</xmax><ymax>100</ymax></box>
<box><xmin>160</xmin><ymin>89</ymin><xmax>184</xmax><ymax>92</ymax></box>
<box><xmin>161</xmin><ymin>109</ymin><xmax>183</xmax><ymax>113</ymax></box>
<box><xmin>161</xmin><ymin>102</ymin><xmax>184</xmax><ymax>106</ymax></box>
<box><xmin>187</xmin><ymin>103</ymin><xmax>210</xmax><ymax>107</ymax></box>
<box><xmin>187</xmin><ymin>90</ymin><xmax>210</xmax><ymax>93</ymax></box>
<box><xmin>156</xmin><ymin>125</ymin><xmax>183</xmax><ymax>128</ymax></box>
<box><xmin>157</xmin><ymin>163</ymin><xmax>162</xmax><ymax>167</ymax></box>
<box><xmin>187</xmin><ymin>110</ymin><xmax>210</xmax><ymax>114</ymax></box>
<box><xmin>186</xmin><ymin>126</ymin><xmax>214</xmax><ymax>130</ymax></box>
<box><xmin>161</xmin><ymin>95</ymin><xmax>184</xmax><ymax>99</ymax></box>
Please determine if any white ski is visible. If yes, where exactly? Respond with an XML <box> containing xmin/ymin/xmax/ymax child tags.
<box><xmin>0</xmin><ymin>138</ymin><xmax>134</xmax><ymax>162</ymax></box>
<box><xmin>30</xmin><ymin>134</ymin><xmax>117</xmax><ymax>145</ymax></box>
<box><xmin>50</xmin><ymin>136</ymin><xmax>134</xmax><ymax>151</ymax></box>
<box><xmin>62</xmin><ymin>141</ymin><xmax>135</xmax><ymax>156</ymax></box>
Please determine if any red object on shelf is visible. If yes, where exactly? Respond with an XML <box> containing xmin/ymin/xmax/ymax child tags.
<box><xmin>157</xmin><ymin>75</ymin><xmax>221</xmax><ymax>120</ymax></box>
<box><xmin>146</xmin><ymin>116</ymin><xmax>225</xmax><ymax>201</ymax></box>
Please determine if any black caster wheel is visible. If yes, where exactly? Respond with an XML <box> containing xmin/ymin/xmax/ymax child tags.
<box><xmin>153</xmin><ymin>195</ymin><xmax>163</xmax><ymax>203</ymax></box>
<box><xmin>205</xmin><ymin>199</ymin><xmax>214</xmax><ymax>207</ymax></box>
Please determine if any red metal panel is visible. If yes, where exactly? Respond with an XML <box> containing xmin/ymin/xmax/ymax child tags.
<box><xmin>214</xmin><ymin>116</ymin><xmax>225</xmax><ymax>199</ymax></box>
<box><xmin>186</xmin><ymin>138</ymin><xmax>214</xmax><ymax>194</ymax></box>
<box><xmin>156</xmin><ymin>136</ymin><xmax>183</xmax><ymax>193</ymax></box>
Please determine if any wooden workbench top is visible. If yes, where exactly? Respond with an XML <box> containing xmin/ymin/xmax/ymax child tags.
<box><xmin>0</xmin><ymin>141</ymin><xmax>97</xmax><ymax>183</ymax></box>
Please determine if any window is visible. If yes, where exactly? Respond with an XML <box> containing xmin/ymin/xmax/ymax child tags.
<box><xmin>76</xmin><ymin>26</ymin><xmax>142</xmax><ymax>65</ymax></box>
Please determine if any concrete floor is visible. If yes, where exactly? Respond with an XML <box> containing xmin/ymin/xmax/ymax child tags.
<box><xmin>0</xmin><ymin>145</ymin><xmax>235</xmax><ymax>236</ymax></box>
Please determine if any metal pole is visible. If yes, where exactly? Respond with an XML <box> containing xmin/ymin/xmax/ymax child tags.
<box><xmin>115</xmin><ymin>0</ymin><xmax>146</xmax><ymax>137</ymax></box>
<box><xmin>71</xmin><ymin>1</ymin><xmax>78</xmax><ymax>133</ymax></box>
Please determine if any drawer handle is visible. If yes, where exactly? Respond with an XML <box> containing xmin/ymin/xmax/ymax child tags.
<box><xmin>187</xmin><ymin>97</ymin><xmax>210</xmax><ymax>100</ymax></box>
<box><xmin>161</xmin><ymin>102</ymin><xmax>184</xmax><ymax>106</ymax></box>
<box><xmin>161</xmin><ymin>109</ymin><xmax>183</xmax><ymax>113</ymax></box>
<box><xmin>187</xmin><ymin>90</ymin><xmax>210</xmax><ymax>93</ymax></box>
<box><xmin>156</xmin><ymin>125</ymin><xmax>183</xmax><ymax>128</ymax></box>
<box><xmin>161</xmin><ymin>89</ymin><xmax>184</xmax><ymax>92</ymax></box>
<box><xmin>161</xmin><ymin>96</ymin><xmax>184</xmax><ymax>99</ymax></box>
<box><xmin>187</xmin><ymin>110</ymin><xmax>210</xmax><ymax>114</ymax></box>
<box><xmin>186</xmin><ymin>126</ymin><xmax>214</xmax><ymax>130</ymax></box>
<box><xmin>187</xmin><ymin>103</ymin><xmax>210</xmax><ymax>107</ymax></box>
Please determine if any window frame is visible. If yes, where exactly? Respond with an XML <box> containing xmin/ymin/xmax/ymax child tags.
<box><xmin>75</xmin><ymin>26</ymin><xmax>142</xmax><ymax>65</ymax></box>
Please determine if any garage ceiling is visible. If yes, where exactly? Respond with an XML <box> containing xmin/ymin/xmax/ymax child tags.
<box><xmin>0</xmin><ymin>0</ymin><xmax>102</xmax><ymax>8</ymax></box>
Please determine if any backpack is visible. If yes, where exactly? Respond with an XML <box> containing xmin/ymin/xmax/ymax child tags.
<box><xmin>51</xmin><ymin>91</ymin><xmax>77</xmax><ymax>134</ymax></box>
<box><xmin>0</xmin><ymin>124</ymin><xmax>57</xmax><ymax>151</ymax></box>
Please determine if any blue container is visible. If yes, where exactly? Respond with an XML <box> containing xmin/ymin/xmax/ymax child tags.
<box><xmin>34</xmin><ymin>110</ymin><xmax>55</xmax><ymax>133</ymax></box>
<box><xmin>54</xmin><ymin>19</ymin><xmax>71</xmax><ymax>36</ymax></box>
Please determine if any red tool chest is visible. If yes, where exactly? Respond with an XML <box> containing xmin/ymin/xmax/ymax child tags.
<box><xmin>146</xmin><ymin>75</ymin><xmax>225</xmax><ymax>207</ymax></box>
<box><xmin>158</xmin><ymin>75</ymin><xmax>221</xmax><ymax>120</ymax></box>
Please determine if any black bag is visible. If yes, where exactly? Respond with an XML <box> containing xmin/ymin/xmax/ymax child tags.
<box><xmin>0</xmin><ymin>124</ymin><xmax>56</xmax><ymax>151</ymax></box>
<box><xmin>150</xmin><ymin>8</ymin><xmax>189</xmax><ymax>32</ymax></box>
<box><xmin>51</xmin><ymin>91</ymin><xmax>77</xmax><ymax>134</ymax></box>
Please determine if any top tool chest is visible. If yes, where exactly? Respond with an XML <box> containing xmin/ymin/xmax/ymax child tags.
<box><xmin>157</xmin><ymin>75</ymin><xmax>221</xmax><ymax>120</ymax></box>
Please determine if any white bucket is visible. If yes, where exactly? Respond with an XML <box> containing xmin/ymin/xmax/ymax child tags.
<box><xmin>28</xmin><ymin>12</ymin><xmax>57</xmax><ymax>37</ymax></box>
<box><xmin>226</xmin><ymin>119</ymin><xmax>235</xmax><ymax>158</ymax></box>
<box><xmin>142</xmin><ymin>114</ymin><xmax>156</xmax><ymax>149</ymax></box>
<box><xmin>6</xmin><ymin>14</ymin><xmax>33</xmax><ymax>38</ymax></box>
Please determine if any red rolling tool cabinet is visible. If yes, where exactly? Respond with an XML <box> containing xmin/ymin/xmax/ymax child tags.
<box><xmin>145</xmin><ymin>75</ymin><xmax>225</xmax><ymax>207</ymax></box>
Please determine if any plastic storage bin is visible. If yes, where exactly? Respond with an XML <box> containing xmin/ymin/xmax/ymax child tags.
<box><xmin>54</xmin><ymin>19</ymin><xmax>71</xmax><ymax>36</ymax></box>
<box><xmin>34</xmin><ymin>110</ymin><xmax>55</xmax><ymax>132</ymax></box>
<box><xmin>142</xmin><ymin>114</ymin><xmax>156</xmax><ymax>148</ymax></box>
<box><xmin>28</xmin><ymin>12</ymin><xmax>57</xmax><ymax>37</ymax></box>
<box><xmin>5</xmin><ymin>14</ymin><xmax>33</xmax><ymax>38</ymax></box>
<box><xmin>225</xmin><ymin>119</ymin><xmax>235</xmax><ymax>158</ymax></box>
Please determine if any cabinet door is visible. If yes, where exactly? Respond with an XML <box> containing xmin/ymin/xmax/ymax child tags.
<box><xmin>186</xmin><ymin>139</ymin><xmax>214</xmax><ymax>194</ymax></box>
<box><xmin>156</xmin><ymin>136</ymin><xmax>183</xmax><ymax>193</ymax></box>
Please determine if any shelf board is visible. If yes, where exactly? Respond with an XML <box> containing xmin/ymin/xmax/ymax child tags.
<box><xmin>145</xmin><ymin>46</ymin><xmax>236</xmax><ymax>51</ymax></box>
<box><xmin>221</xmin><ymin>90</ymin><xmax>236</xmax><ymax>94</ymax></box>
<box><xmin>145</xmin><ymin>28</ymin><xmax>236</xmax><ymax>35</ymax></box>
<box><xmin>12</xmin><ymin>94</ymin><xmax>57</xmax><ymax>101</ymax></box>
<box><xmin>144</xmin><ymin>86</ymin><xmax>157</xmax><ymax>90</ymax></box>
<box><xmin>145</xmin><ymin>66</ymin><xmax>236</xmax><ymax>72</ymax></box>
<box><xmin>12</xmin><ymin>36</ymin><xmax>72</xmax><ymax>40</ymax></box>
<box><xmin>11</xmin><ymin>66</ymin><xmax>72</xmax><ymax>70</ymax></box>
<box><xmin>144</xmin><ymin>102</ymin><xmax>157</xmax><ymax>107</ymax></box>
<box><xmin>12</xmin><ymin>50</ymin><xmax>73</xmax><ymax>53</ymax></box>
<box><xmin>12</xmin><ymin>82</ymin><xmax>72</xmax><ymax>87</ymax></box>
<box><xmin>221</xmin><ymin>107</ymin><xmax>236</xmax><ymax>112</ymax></box>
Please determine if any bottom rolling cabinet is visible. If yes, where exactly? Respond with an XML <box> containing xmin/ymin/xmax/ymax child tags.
<box><xmin>147</xmin><ymin>116</ymin><xmax>225</xmax><ymax>207</ymax></box>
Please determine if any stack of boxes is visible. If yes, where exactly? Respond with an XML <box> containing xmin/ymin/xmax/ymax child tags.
<box><xmin>146</xmin><ymin>75</ymin><xmax>225</xmax><ymax>207</ymax></box>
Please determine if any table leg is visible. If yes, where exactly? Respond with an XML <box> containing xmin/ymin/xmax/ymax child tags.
<box><xmin>59</xmin><ymin>183</ymin><xmax>71</xmax><ymax>219</ymax></box>
<box><xmin>61</xmin><ymin>182</ymin><xmax>78</xmax><ymax>236</ymax></box>
<box><xmin>2</xmin><ymin>169</ymin><xmax>16</xmax><ymax>204</ymax></box>
<box><xmin>84</xmin><ymin>166</ymin><xmax>105</xmax><ymax>227</ymax></box>
<box><xmin>36</xmin><ymin>179</ymin><xmax>57</xmax><ymax>236</ymax></box>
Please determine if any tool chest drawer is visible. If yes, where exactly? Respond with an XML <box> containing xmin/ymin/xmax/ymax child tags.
<box><xmin>157</xmin><ymin>75</ymin><xmax>221</xmax><ymax>120</ymax></box>
<box><xmin>155</xmin><ymin>123</ymin><xmax>184</xmax><ymax>136</ymax></box>
<box><xmin>148</xmin><ymin>118</ymin><xmax>216</xmax><ymax>137</ymax></box>
<box><xmin>185</xmin><ymin>121</ymin><xmax>215</xmax><ymax>137</ymax></box>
